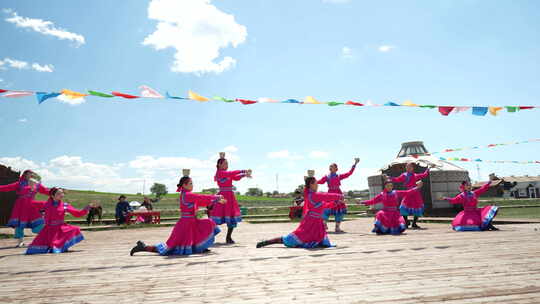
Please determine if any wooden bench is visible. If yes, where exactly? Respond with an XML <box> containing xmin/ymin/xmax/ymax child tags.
<box><xmin>125</xmin><ymin>211</ymin><xmax>161</xmax><ymax>224</ymax></box>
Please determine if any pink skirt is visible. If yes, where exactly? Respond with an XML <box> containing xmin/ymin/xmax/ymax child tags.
<box><xmin>26</xmin><ymin>224</ymin><xmax>84</xmax><ymax>254</ymax></box>
<box><xmin>400</xmin><ymin>188</ymin><xmax>424</xmax><ymax>209</ymax></box>
<box><xmin>452</xmin><ymin>206</ymin><xmax>498</xmax><ymax>231</ymax></box>
<box><xmin>209</xmin><ymin>191</ymin><xmax>242</xmax><ymax>227</ymax></box>
<box><xmin>372</xmin><ymin>210</ymin><xmax>406</xmax><ymax>235</ymax></box>
<box><xmin>8</xmin><ymin>197</ymin><xmax>44</xmax><ymax>229</ymax></box>
<box><xmin>282</xmin><ymin>213</ymin><xmax>333</xmax><ymax>248</ymax></box>
<box><xmin>156</xmin><ymin>218</ymin><xmax>221</xmax><ymax>255</ymax></box>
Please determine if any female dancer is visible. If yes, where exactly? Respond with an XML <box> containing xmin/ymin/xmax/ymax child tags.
<box><xmin>210</xmin><ymin>152</ymin><xmax>251</xmax><ymax>244</ymax></box>
<box><xmin>0</xmin><ymin>170</ymin><xmax>49</xmax><ymax>247</ymax></box>
<box><xmin>26</xmin><ymin>188</ymin><xmax>90</xmax><ymax>254</ymax></box>
<box><xmin>318</xmin><ymin>158</ymin><xmax>359</xmax><ymax>233</ymax></box>
<box><xmin>130</xmin><ymin>169</ymin><xmax>226</xmax><ymax>256</ymax></box>
<box><xmin>256</xmin><ymin>170</ymin><xmax>344</xmax><ymax>248</ymax></box>
<box><xmin>387</xmin><ymin>163</ymin><xmax>432</xmax><ymax>229</ymax></box>
<box><xmin>361</xmin><ymin>180</ymin><xmax>423</xmax><ymax>235</ymax></box>
<box><xmin>441</xmin><ymin>181</ymin><xmax>499</xmax><ymax>231</ymax></box>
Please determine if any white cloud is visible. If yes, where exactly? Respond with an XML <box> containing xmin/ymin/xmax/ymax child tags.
<box><xmin>18</xmin><ymin>118</ymin><xmax>27</xmax><ymax>123</ymax></box>
<box><xmin>378</xmin><ymin>45</ymin><xmax>395</xmax><ymax>52</ymax></box>
<box><xmin>142</xmin><ymin>0</ymin><xmax>247</xmax><ymax>74</ymax></box>
<box><xmin>341</xmin><ymin>46</ymin><xmax>354</xmax><ymax>59</ymax></box>
<box><xmin>129</xmin><ymin>155</ymin><xmax>214</xmax><ymax>171</ymax></box>
<box><xmin>309</xmin><ymin>151</ymin><xmax>329</xmax><ymax>159</ymax></box>
<box><xmin>56</xmin><ymin>94</ymin><xmax>85</xmax><ymax>105</ymax></box>
<box><xmin>31</xmin><ymin>63</ymin><xmax>54</xmax><ymax>72</ymax></box>
<box><xmin>4</xmin><ymin>10</ymin><xmax>85</xmax><ymax>46</ymax></box>
<box><xmin>223</xmin><ymin>145</ymin><xmax>238</xmax><ymax>153</ymax></box>
<box><xmin>0</xmin><ymin>58</ymin><xmax>54</xmax><ymax>72</ymax></box>
<box><xmin>323</xmin><ymin>0</ymin><xmax>350</xmax><ymax>3</ymax></box>
<box><xmin>267</xmin><ymin>150</ymin><xmax>304</xmax><ymax>160</ymax></box>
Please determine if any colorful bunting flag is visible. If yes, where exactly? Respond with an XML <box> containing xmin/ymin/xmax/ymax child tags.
<box><xmin>112</xmin><ymin>91</ymin><xmax>139</xmax><ymax>99</ymax></box>
<box><xmin>139</xmin><ymin>85</ymin><xmax>163</xmax><ymax>98</ymax></box>
<box><xmin>214</xmin><ymin>96</ymin><xmax>235</xmax><ymax>103</ymax></box>
<box><xmin>188</xmin><ymin>90</ymin><xmax>209</xmax><ymax>102</ymax></box>
<box><xmin>304</xmin><ymin>96</ymin><xmax>323</xmax><ymax>104</ymax></box>
<box><xmin>236</xmin><ymin>99</ymin><xmax>257</xmax><ymax>105</ymax></box>
<box><xmin>61</xmin><ymin>89</ymin><xmax>88</xmax><ymax>99</ymax></box>
<box><xmin>345</xmin><ymin>101</ymin><xmax>363</xmax><ymax>106</ymax></box>
<box><xmin>402</xmin><ymin>100</ymin><xmax>418</xmax><ymax>106</ymax></box>
<box><xmin>2</xmin><ymin>91</ymin><xmax>34</xmax><ymax>98</ymax></box>
<box><xmin>384</xmin><ymin>102</ymin><xmax>400</xmax><ymax>106</ymax></box>
<box><xmin>438</xmin><ymin>106</ymin><xmax>454</xmax><ymax>116</ymax></box>
<box><xmin>88</xmin><ymin>90</ymin><xmax>114</xmax><ymax>97</ymax></box>
<box><xmin>489</xmin><ymin>106</ymin><xmax>503</xmax><ymax>116</ymax></box>
<box><xmin>36</xmin><ymin>92</ymin><xmax>61</xmax><ymax>104</ymax></box>
<box><xmin>472</xmin><ymin>107</ymin><xmax>488</xmax><ymax>116</ymax></box>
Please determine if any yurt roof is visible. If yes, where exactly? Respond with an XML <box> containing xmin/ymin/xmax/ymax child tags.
<box><xmin>380</xmin><ymin>155</ymin><xmax>468</xmax><ymax>172</ymax></box>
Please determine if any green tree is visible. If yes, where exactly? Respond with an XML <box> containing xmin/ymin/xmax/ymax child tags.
<box><xmin>150</xmin><ymin>183</ymin><xmax>168</xmax><ymax>198</ymax></box>
<box><xmin>202</xmin><ymin>188</ymin><xmax>219</xmax><ymax>194</ymax></box>
<box><xmin>272</xmin><ymin>190</ymin><xmax>279</xmax><ymax>196</ymax></box>
<box><xmin>246</xmin><ymin>188</ymin><xmax>263</xmax><ymax>196</ymax></box>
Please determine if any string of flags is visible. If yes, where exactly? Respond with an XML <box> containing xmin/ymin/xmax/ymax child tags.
<box><xmin>439</xmin><ymin>157</ymin><xmax>540</xmax><ymax>165</ymax></box>
<box><xmin>430</xmin><ymin>138</ymin><xmax>540</xmax><ymax>155</ymax></box>
<box><xmin>1</xmin><ymin>86</ymin><xmax>539</xmax><ymax>116</ymax></box>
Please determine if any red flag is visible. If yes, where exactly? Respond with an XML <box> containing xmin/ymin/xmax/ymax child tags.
<box><xmin>438</xmin><ymin>106</ymin><xmax>454</xmax><ymax>116</ymax></box>
<box><xmin>461</xmin><ymin>158</ymin><xmax>469</xmax><ymax>161</ymax></box>
<box><xmin>346</xmin><ymin>101</ymin><xmax>364</xmax><ymax>106</ymax></box>
<box><xmin>236</xmin><ymin>99</ymin><xmax>257</xmax><ymax>105</ymax></box>
<box><xmin>112</xmin><ymin>91</ymin><xmax>139</xmax><ymax>99</ymax></box>
<box><xmin>519</xmin><ymin>106</ymin><xmax>534</xmax><ymax>110</ymax></box>
<box><xmin>0</xmin><ymin>89</ymin><xmax>8</xmax><ymax>93</ymax></box>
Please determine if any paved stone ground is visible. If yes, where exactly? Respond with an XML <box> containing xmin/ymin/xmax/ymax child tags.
<box><xmin>1</xmin><ymin>219</ymin><xmax>540</xmax><ymax>304</ymax></box>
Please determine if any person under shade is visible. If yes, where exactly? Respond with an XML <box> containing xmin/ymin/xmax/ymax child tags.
<box><xmin>0</xmin><ymin>170</ymin><xmax>49</xmax><ymax>247</ymax></box>
<box><xmin>317</xmin><ymin>158</ymin><xmax>359</xmax><ymax>233</ymax></box>
<box><xmin>130</xmin><ymin>169</ymin><xmax>226</xmax><ymax>256</ymax></box>
<box><xmin>257</xmin><ymin>170</ymin><xmax>343</xmax><ymax>249</ymax></box>
<box><xmin>387</xmin><ymin>162</ymin><xmax>433</xmax><ymax>229</ymax></box>
<box><xmin>115</xmin><ymin>195</ymin><xmax>133</xmax><ymax>225</ymax></box>
<box><xmin>209</xmin><ymin>152</ymin><xmax>252</xmax><ymax>244</ymax></box>
<box><xmin>26</xmin><ymin>188</ymin><xmax>90</xmax><ymax>254</ymax></box>
<box><xmin>361</xmin><ymin>180</ymin><xmax>424</xmax><ymax>235</ymax></box>
<box><xmin>441</xmin><ymin>181</ymin><xmax>499</xmax><ymax>231</ymax></box>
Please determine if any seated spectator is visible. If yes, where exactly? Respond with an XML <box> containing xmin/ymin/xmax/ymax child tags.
<box><xmin>141</xmin><ymin>196</ymin><xmax>157</xmax><ymax>211</ymax></box>
<box><xmin>115</xmin><ymin>195</ymin><xmax>133</xmax><ymax>225</ymax></box>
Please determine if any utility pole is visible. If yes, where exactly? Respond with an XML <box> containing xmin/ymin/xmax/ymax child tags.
<box><xmin>276</xmin><ymin>173</ymin><xmax>279</xmax><ymax>193</ymax></box>
<box><xmin>143</xmin><ymin>179</ymin><xmax>146</xmax><ymax>195</ymax></box>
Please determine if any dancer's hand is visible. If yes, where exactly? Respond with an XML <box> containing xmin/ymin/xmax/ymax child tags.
<box><xmin>354</xmin><ymin>158</ymin><xmax>360</xmax><ymax>165</ymax></box>
<box><xmin>246</xmin><ymin>169</ymin><xmax>252</xmax><ymax>178</ymax></box>
<box><xmin>217</xmin><ymin>195</ymin><xmax>226</xmax><ymax>204</ymax></box>
<box><xmin>416</xmin><ymin>181</ymin><xmax>424</xmax><ymax>188</ymax></box>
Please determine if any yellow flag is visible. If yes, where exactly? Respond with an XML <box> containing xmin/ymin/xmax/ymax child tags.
<box><xmin>489</xmin><ymin>106</ymin><xmax>503</xmax><ymax>116</ymax></box>
<box><xmin>61</xmin><ymin>89</ymin><xmax>88</xmax><ymax>99</ymax></box>
<box><xmin>304</xmin><ymin>96</ymin><xmax>322</xmax><ymax>104</ymax></box>
<box><xmin>188</xmin><ymin>90</ymin><xmax>209</xmax><ymax>102</ymax></box>
<box><xmin>402</xmin><ymin>100</ymin><xmax>418</xmax><ymax>106</ymax></box>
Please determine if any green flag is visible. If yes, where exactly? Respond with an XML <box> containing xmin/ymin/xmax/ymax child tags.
<box><xmin>88</xmin><ymin>90</ymin><xmax>114</xmax><ymax>97</ymax></box>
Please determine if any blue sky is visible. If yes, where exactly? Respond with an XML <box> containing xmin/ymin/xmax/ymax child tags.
<box><xmin>0</xmin><ymin>0</ymin><xmax>539</xmax><ymax>194</ymax></box>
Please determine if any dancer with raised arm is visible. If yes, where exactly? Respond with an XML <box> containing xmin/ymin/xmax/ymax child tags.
<box><xmin>0</xmin><ymin>170</ymin><xmax>49</xmax><ymax>247</ymax></box>
<box><xmin>130</xmin><ymin>169</ymin><xmax>226</xmax><ymax>256</ymax></box>
<box><xmin>210</xmin><ymin>152</ymin><xmax>252</xmax><ymax>244</ymax></box>
<box><xmin>387</xmin><ymin>162</ymin><xmax>433</xmax><ymax>229</ymax></box>
<box><xmin>361</xmin><ymin>180</ymin><xmax>424</xmax><ymax>235</ymax></box>
<box><xmin>318</xmin><ymin>158</ymin><xmax>359</xmax><ymax>233</ymax></box>
<box><xmin>441</xmin><ymin>181</ymin><xmax>499</xmax><ymax>231</ymax></box>
<box><xmin>26</xmin><ymin>188</ymin><xmax>91</xmax><ymax>254</ymax></box>
<box><xmin>256</xmin><ymin>170</ymin><xmax>344</xmax><ymax>248</ymax></box>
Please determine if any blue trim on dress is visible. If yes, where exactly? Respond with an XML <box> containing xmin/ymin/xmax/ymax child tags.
<box><xmin>7</xmin><ymin>217</ymin><xmax>44</xmax><ymax>229</ymax></box>
<box><xmin>322</xmin><ymin>207</ymin><xmax>348</xmax><ymax>222</ymax></box>
<box><xmin>453</xmin><ymin>225</ymin><xmax>482</xmax><ymax>232</ymax></box>
<box><xmin>372</xmin><ymin>220</ymin><xmax>406</xmax><ymax>235</ymax></box>
<box><xmin>156</xmin><ymin>226</ymin><xmax>221</xmax><ymax>255</ymax></box>
<box><xmin>480</xmin><ymin>206</ymin><xmax>499</xmax><ymax>229</ymax></box>
<box><xmin>210</xmin><ymin>216</ymin><xmax>242</xmax><ymax>228</ymax></box>
<box><xmin>399</xmin><ymin>205</ymin><xmax>424</xmax><ymax>217</ymax></box>
<box><xmin>25</xmin><ymin>233</ymin><xmax>84</xmax><ymax>255</ymax></box>
<box><xmin>282</xmin><ymin>233</ymin><xmax>334</xmax><ymax>248</ymax></box>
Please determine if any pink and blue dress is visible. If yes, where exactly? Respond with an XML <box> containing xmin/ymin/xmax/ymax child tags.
<box><xmin>318</xmin><ymin>165</ymin><xmax>356</xmax><ymax>222</ymax></box>
<box><xmin>282</xmin><ymin>189</ymin><xmax>343</xmax><ymax>248</ymax></box>
<box><xmin>362</xmin><ymin>188</ymin><xmax>419</xmax><ymax>235</ymax></box>
<box><xmin>390</xmin><ymin>169</ymin><xmax>429</xmax><ymax>217</ymax></box>
<box><xmin>444</xmin><ymin>182</ymin><xmax>498</xmax><ymax>231</ymax></box>
<box><xmin>26</xmin><ymin>200</ymin><xmax>88</xmax><ymax>254</ymax></box>
<box><xmin>209</xmin><ymin>169</ymin><xmax>248</xmax><ymax>228</ymax></box>
<box><xmin>0</xmin><ymin>177</ymin><xmax>49</xmax><ymax>230</ymax></box>
<box><xmin>155</xmin><ymin>189</ymin><xmax>221</xmax><ymax>255</ymax></box>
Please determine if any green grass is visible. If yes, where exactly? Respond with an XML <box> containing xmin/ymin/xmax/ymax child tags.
<box><xmin>479</xmin><ymin>198</ymin><xmax>540</xmax><ymax>207</ymax></box>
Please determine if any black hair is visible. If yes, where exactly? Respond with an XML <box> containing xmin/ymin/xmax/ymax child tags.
<box><xmin>49</xmin><ymin>187</ymin><xmax>60</xmax><ymax>197</ymax></box>
<box><xmin>177</xmin><ymin>176</ymin><xmax>191</xmax><ymax>188</ymax></box>
<box><xmin>216</xmin><ymin>158</ymin><xmax>226</xmax><ymax>169</ymax></box>
<box><xmin>304</xmin><ymin>177</ymin><xmax>316</xmax><ymax>189</ymax></box>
